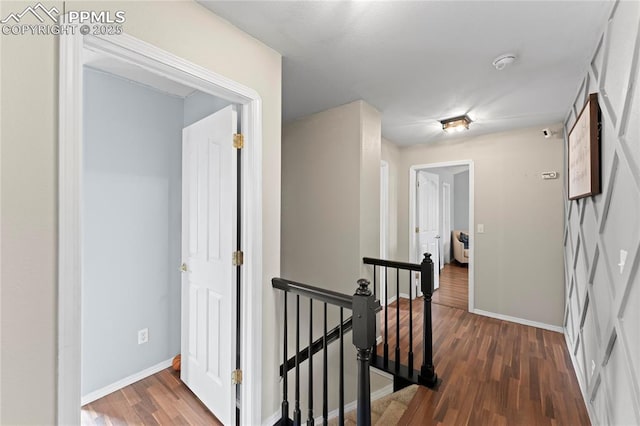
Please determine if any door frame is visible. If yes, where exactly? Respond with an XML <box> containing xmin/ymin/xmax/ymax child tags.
<box><xmin>409</xmin><ymin>160</ymin><xmax>474</xmax><ymax>311</ymax></box>
<box><xmin>442</xmin><ymin>182</ymin><xmax>451</xmax><ymax>268</ymax></box>
<box><xmin>58</xmin><ymin>31</ymin><xmax>264</xmax><ymax>425</ymax></box>
<box><xmin>380</xmin><ymin>160</ymin><xmax>389</xmax><ymax>302</ymax></box>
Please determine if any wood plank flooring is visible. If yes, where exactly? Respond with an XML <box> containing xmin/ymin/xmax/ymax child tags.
<box><xmin>380</xmin><ymin>300</ymin><xmax>590</xmax><ymax>425</ymax></box>
<box><xmin>81</xmin><ymin>368</ymin><xmax>222</xmax><ymax>425</ymax></box>
<box><xmin>432</xmin><ymin>262</ymin><xmax>468</xmax><ymax>311</ymax></box>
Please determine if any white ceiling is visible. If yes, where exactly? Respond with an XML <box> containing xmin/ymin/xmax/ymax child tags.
<box><xmin>200</xmin><ymin>1</ymin><xmax>611</xmax><ymax>146</ymax></box>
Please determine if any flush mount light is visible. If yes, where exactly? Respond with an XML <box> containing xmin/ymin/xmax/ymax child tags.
<box><xmin>492</xmin><ymin>53</ymin><xmax>517</xmax><ymax>70</ymax></box>
<box><xmin>440</xmin><ymin>115</ymin><xmax>471</xmax><ymax>133</ymax></box>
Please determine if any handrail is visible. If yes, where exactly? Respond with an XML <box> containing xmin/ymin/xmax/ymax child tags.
<box><xmin>279</xmin><ymin>316</ymin><xmax>353</xmax><ymax>376</ymax></box>
<box><xmin>362</xmin><ymin>257</ymin><xmax>421</xmax><ymax>271</ymax></box>
<box><xmin>272</xmin><ymin>277</ymin><xmax>353</xmax><ymax>309</ymax></box>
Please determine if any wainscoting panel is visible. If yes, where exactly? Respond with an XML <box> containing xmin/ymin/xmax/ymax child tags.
<box><xmin>563</xmin><ymin>1</ymin><xmax>640</xmax><ymax>423</ymax></box>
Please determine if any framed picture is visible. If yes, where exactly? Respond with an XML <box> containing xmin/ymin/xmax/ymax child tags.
<box><xmin>568</xmin><ymin>93</ymin><xmax>601</xmax><ymax>200</ymax></box>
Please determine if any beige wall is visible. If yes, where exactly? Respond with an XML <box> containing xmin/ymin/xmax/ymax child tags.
<box><xmin>282</xmin><ymin>100</ymin><xmax>386</xmax><ymax>415</ymax></box>
<box><xmin>397</xmin><ymin>125</ymin><xmax>565</xmax><ymax>326</ymax></box>
<box><xmin>0</xmin><ymin>1</ymin><xmax>281</xmax><ymax>423</ymax></box>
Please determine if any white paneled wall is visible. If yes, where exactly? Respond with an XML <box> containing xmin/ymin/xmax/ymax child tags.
<box><xmin>563</xmin><ymin>1</ymin><xmax>640</xmax><ymax>424</ymax></box>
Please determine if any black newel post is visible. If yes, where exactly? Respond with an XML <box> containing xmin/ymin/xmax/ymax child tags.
<box><xmin>418</xmin><ymin>253</ymin><xmax>438</xmax><ymax>388</ymax></box>
<box><xmin>352</xmin><ymin>279</ymin><xmax>378</xmax><ymax>426</ymax></box>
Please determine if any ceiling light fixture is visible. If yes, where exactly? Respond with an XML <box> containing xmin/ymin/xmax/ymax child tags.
<box><xmin>492</xmin><ymin>53</ymin><xmax>517</xmax><ymax>71</ymax></box>
<box><xmin>440</xmin><ymin>115</ymin><xmax>471</xmax><ymax>133</ymax></box>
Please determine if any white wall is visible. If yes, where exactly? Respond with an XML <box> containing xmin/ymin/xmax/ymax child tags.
<box><xmin>563</xmin><ymin>2</ymin><xmax>640</xmax><ymax>424</ymax></box>
<box><xmin>397</xmin><ymin>125</ymin><xmax>565</xmax><ymax>327</ymax></box>
<box><xmin>453</xmin><ymin>170</ymin><xmax>470</xmax><ymax>231</ymax></box>
<box><xmin>0</xmin><ymin>1</ymin><xmax>282</xmax><ymax>423</ymax></box>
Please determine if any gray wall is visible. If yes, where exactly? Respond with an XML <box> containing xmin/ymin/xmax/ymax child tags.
<box><xmin>563</xmin><ymin>2</ymin><xmax>640</xmax><ymax>424</ymax></box>
<box><xmin>82</xmin><ymin>68</ymin><xmax>230</xmax><ymax>396</ymax></box>
<box><xmin>82</xmin><ymin>68</ymin><xmax>184</xmax><ymax>395</ymax></box>
<box><xmin>397</xmin><ymin>125</ymin><xmax>565</xmax><ymax>327</ymax></box>
<box><xmin>453</xmin><ymin>170</ymin><xmax>469</xmax><ymax>231</ymax></box>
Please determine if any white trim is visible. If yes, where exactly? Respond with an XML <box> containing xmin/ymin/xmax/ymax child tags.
<box><xmin>564</xmin><ymin>330</ymin><xmax>598</xmax><ymax>426</ymax></box>
<box><xmin>81</xmin><ymin>358</ymin><xmax>173</xmax><ymax>406</ymax></box>
<box><xmin>386</xmin><ymin>293</ymin><xmax>413</xmax><ymax>306</ymax></box>
<box><xmin>473</xmin><ymin>309</ymin><xmax>564</xmax><ymax>333</ymax></box>
<box><xmin>409</xmin><ymin>160</ymin><xmax>474</xmax><ymax>311</ymax></box>
<box><xmin>314</xmin><ymin>384</ymin><xmax>394</xmax><ymax>424</ymax></box>
<box><xmin>59</xmin><ymin>32</ymin><xmax>263</xmax><ymax>425</ymax></box>
<box><xmin>262</xmin><ymin>410</ymin><xmax>282</xmax><ymax>426</ymax></box>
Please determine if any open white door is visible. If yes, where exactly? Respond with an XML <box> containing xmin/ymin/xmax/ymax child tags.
<box><xmin>181</xmin><ymin>105</ymin><xmax>236</xmax><ymax>425</ymax></box>
<box><xmin>417</xmin><ymin>171</ymin><xmax>440</xmax><ymax>290</ymax></box>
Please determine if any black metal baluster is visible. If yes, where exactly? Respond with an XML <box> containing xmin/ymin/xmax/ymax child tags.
<box><xmin>282</xmin><ymin>293</ymin><xmax>289</xmax><ymax>424</ymax></box>
<box><xmin>322</xmin><ymin>303</ymin><xmax>328</xmax><ymax>426</ymax></box>
<box><xmin>294</xmin><ymin>295</ymin><xmax>301</xmax><ymax>426</ymax></box>
<box><xmin>373</xmin><ymin>266</ymin><xmax>377</xmax><ymax>299</ymax></box>
<box><xmin>408</xmin><ymin>271</ymin><xmax>414</xmax><ymax>373</ymax></box>
<box><xmin>339</xmin><ymin>308</ymin><xmax>344</xmax><ymax>426</ymax></box>
<box><xmin>307</xmin><ymin>300</ymin><xmax>314</xmax><ymax>426</ymax></box>
<box><xmin>395</xmin><ymin>268</ymin><xmax>400</xmax><ymax>369</ymax></box>
<box><xmin>384</xmin><ymin>266</ymin><xmax>389</xmax><ymax>367</ymax></box>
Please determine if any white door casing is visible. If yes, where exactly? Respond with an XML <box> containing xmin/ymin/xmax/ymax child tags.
<box><xmin>59</xmin><ymin>32</ymin><xmax>264</xmax><ymax>426</ymax></box>
<box><xmin>181</xmin><ymin>106</ymin><xmax>236</xmax><ymax>425</ymax></box>
<box><xmin>417</xmin><ymin>171</ymin><xmax>440</xmax><ymax>290</ymax></box>
<box><xmin>442</xmin><ymin>183</ymin><xmax>451</xmax><ymax>267</ymax></box>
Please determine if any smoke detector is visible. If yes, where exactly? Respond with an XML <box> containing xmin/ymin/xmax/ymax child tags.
<box><xmin>492</xmin><ymin>54</ymin><xmax>517</xmax><ymax>71</ymax></box>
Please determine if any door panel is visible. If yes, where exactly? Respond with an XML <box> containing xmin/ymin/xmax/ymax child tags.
<box><xmin>181</xmin><ymin>106</ymin><xmax>236</xmax><ymax>425</ymax></box>
<box><xmin>417</xmin><ymin>171</ymin><xmax>440</xmax><ymax>290</ymax></box>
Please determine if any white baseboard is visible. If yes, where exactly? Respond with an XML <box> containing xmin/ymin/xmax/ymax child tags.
<box><xmin>385</xmin><ymin>293</ymin><xmax>413</xmax><ymax>305</ymax></box>
<box><xmin>314</xmin><ymin>383</ymin><xmax>394</xmax><ymax>424</ymax></box>
<box><xmin>564</xmin><ymin>329</ymin><xmax>598</xmax><ymax>426</ymax></box>
<box><xmin>81</xmin><ymin>358</ymin><xmax>173</xmax><ymax>405</ymax></box>
<box><xmin>262</xmin><ymin>409</ymin><xmax>281</xmax><ymax>426</ymax></box>
<box><xmin>473</xmin><ymin>309</ymin><xmax>564</xmax><ymax>333</ymax></box>
<box><xmin>262</xmin><ymin>384</ymin><xmax>394</xmax><ymax>426</ymax></box>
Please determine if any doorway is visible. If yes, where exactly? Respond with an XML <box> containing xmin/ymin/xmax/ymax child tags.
<box><xmin>409</xmin><ymin>161</ymin><xmax>474</xmax><ymax>312</ymax></box>
<box><xmin>59</xmin><ymin>33</ymin><xmax>264</xmax><ymax>426</ymax></box>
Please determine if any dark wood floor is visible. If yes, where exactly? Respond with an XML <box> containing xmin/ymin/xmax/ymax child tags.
<box><xmin>81</xmin><ymin>368</ymin><xmax>222</xmax><ymax>425</ymax></box>
<box><xmin>381</xmin><ymin>300</ymin><xmax>590</xmax><ymax>425</ymax></box>
<box><xmin>82</xmin><ymin>297</ymin><xmax>589</xmax><ymax>426</ymax></box>
<box><xmin>432</xmin><ymin>262</ymin><xmax>468</xmax><ymax>311</ymax></box>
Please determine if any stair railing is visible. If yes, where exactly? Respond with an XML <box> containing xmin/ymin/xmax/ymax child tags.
<box><xmin>362</xmin><ymin>253</ymin><xmax>438</xmax><ymax>389</ymax></box>
<box><xmin>272</xmin><ymin>277</ymin><xmax>380</xmax><ymax>426</ymax></box>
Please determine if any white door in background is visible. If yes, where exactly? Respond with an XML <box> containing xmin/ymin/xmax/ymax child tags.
<box><xmin>417</xmin><ymin>171</ymin><xmax>440</xmax><ymax>290</ymax></box>
<box><xmin>442</xmin><ymin>183</ymin><xmax>451</xmax><ymax>268</ymax></box>
<box><xmin>181</xmin><ymin>106</ymin><xmax>236</xmax><ymax>425</ymax></box>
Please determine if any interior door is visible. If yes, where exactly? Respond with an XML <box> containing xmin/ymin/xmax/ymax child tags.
<box><xmin>181</xmin><ymin>105</ymin><xmax>236</xmax><ymax>425</ymax></box>
<box><xmin>417</xmin><ymin>171</ymin><xmax>440</xmax><ymax>290</ymax></box>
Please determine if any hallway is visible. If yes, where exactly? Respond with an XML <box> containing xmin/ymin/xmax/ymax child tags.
<box><xmin>432</xmin><ymin>262</ymin><xmax>468</xmax><ymax>311</ymax></box>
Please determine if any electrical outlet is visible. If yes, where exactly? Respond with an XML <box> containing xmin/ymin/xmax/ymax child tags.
<box><xmin>477</xmin><ymin>224</ymin><xmax>484</xmax><ymax>233</ymax></box>
<box><xmin>138</xmin><ymin>328</ymin><xmax>149</xmax><ymax>345</ymax></box>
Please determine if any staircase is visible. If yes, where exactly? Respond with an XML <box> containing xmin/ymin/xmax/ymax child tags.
<box><xmin>271</xmin><ymin>253</ymin><xmax>438</xmax><ymax>426</ymax></box>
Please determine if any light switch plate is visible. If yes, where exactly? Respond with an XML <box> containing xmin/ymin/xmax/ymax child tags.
<box><xmin>619</xmin><ymin>250</ymin><xmax>628</xmax><ymax>274</ymax></box>
<box><xmin>477</xmin><ymin>224</ymin><xmax>484</xmax><ymax>233</ymax></box>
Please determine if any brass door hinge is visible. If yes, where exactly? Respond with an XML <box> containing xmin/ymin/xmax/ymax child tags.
<box><xmin>415</xmin><ymin>227</ymin><xmax>420</xmax><ymax>233</ymax></box>
<box><xmin>233</xmin><ymin>133</ymin><xmax>244</xmax><ymax>149</ymax></box>
<box><xmin>232</xmin><ymin>369</ymin><xmax>243</xmax><ymax>384</ymax></box>
<box><xmin>232</xmin><ymin>250</ymin><xmax>244</xmax><ymax>266</ymax></box>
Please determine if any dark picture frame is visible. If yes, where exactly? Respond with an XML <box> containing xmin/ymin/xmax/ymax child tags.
<box><xmin>568</xmin><ymin>93</ymin><xmax>601</xmax><ymax>200</ymax></box>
